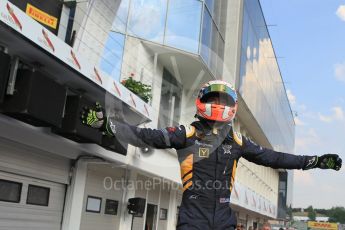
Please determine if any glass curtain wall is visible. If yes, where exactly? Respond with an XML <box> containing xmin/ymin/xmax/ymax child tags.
<box><xmin>100</xmin><ymin>32</ymin><xmax>125</xmax><ymax>81</ymax></box>
<box><xmin>158</xmin><ymin>69</ymin><xmax>182</xmax><ymax>128</ymax></box>
<box><xmin>127</xmin><ymin>0</ymin><xmax>167</xmax><ymax>43</ymax></box>
<box><xmin>239</xmin><ymin>0</ymin><xmax>295</xmax><ymax>152</ymax></box>
<box><xmin>165</xmin><ymin>0</ymin><xmax>202</xmax><ymax>53</ymax></box>
<box><xmin>75</xmin><ymin>0</ymin><xmax>130</xmax><ymax>82</ymax></box>
<box><xmin>80</xmin><ymin>0</ymin><xmax>228</xmax><ymax>82</ymax></box>
<box><xmin>201</xmin><ymin>0</ymin><xmax>227</xmax><ymax>78</ymax></box>
<box><xmin>99</xmin><ymin>0</ymin><xmax>130</xmax><ymax>82</ymax></box>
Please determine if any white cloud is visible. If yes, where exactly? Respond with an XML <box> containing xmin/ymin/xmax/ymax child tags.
<box><xmin>319</xmin><ymin>106</ymin><xmax>345</xmax><ymax>122</ymax></box>
<box><xmin>294</xmin><ymin>117</ymin><xmax>305</xmax><ymax>126</ymax></box>
<box><xmin>295</xmin><ymin>128</ymin><xmax>320</xmax><ymax>152</ymax></box>
<box><xmin>293</xmin><ymin>170</ymin><xmax>345</xmax><ymax>208</ymax></box>
<box><xmin>128</xmin><ymin>4</ymin><xmax>164</xmax><ymax>40</ymax></box>
<box><xmin>319</xmin><ymin>114</ymin><xmax>332</xmax><ymax>123</ymax></box>
<box><xmin>294</xmin><ymin>170</ymin><xmax>313</xmax><ymax>186</ymax></box>
<box><xmin>287</xmin><ymin>89</ymin><xmax>296</xmax><ymax>106</ymax></box>
<box><xmin>334</xmin><ymin>62</ymin><xmax>345</xmax><ymax>82</ymax></box>
<box><xmin>286</xmin><ymin>89</ymin><xmax>306</xmax><ymax>125</ymax></box>
<box><xmin>334</xmin><ymin>106</ymin><xmax>344</xmax><ymax>119</ymax></box>
<box><xmin>336</xmin><ymin>5</ymin><xmax>345</xmax><ymax>21</ymax></box>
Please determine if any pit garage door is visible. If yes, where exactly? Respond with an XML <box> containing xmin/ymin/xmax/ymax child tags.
<box><xmin>0</xmin><ymin>140</ymin><xmax>70</xmax><ymax>230</ymax></box>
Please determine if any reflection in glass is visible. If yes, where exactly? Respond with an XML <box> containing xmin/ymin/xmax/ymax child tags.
<box><xmin>111</xmin><ymin>0</ymin><xmax>130</xmax><ymax>33</ymax></box>
<box><xmin>216</xmin><ymin>37</ymin><xmax>224</xmax><ymax>78</ymax></box>
<box><xmin>165</xmin><ymin>0</ymin><xmax>202</xmax><ymax>53</ymax></box>
<box><xmin>213</xmin><ymin>0</ymin><xmax>221</xmax><ymax>28</ymax></box>
<box><xmin>205</xmin><ymin>0</ymin><xmax>224</xmax><ymax>31</ymax></box>
<box><xmin>239</xmin><ymin>1</ymin><xmax>295</xmax><ymax>153</ymax></box>
<box><xmin>201</xmin><ymin>9</ymin><xmax>212</xmax><ymax>65</ymax></box>
<box><xmin>205</xmin><ymin>0</ymin><xmax>214</xmax><ymax>16</ymax></box>
<box><xmin>210</xmin><ymin>20</ymin><xmax>219</xmax><ymax>75</ymax></box>
<box><xmin>241</xmin><ymin>9</ymin><xmax>249</xmax><ymax>50</ymax></box>
<box><xmin>158</xmin><ymin>69</ymin><xmax>182</xmax><ymax>128</ymax></box>
<box><xmin>219</xmin><ymin>2</ymin><xmax>228</xmax><ymax>38</ymax></box>
<box><xmin>100</xmin><ymin>32</ymin><xmax>125</xmax><ymax>81</ymax></box>
<box><xmin>201</xmin><ymin>6</ymin><xmax>225</xmax><ymax>76</ymax></box>
<box><xmin>128</xmin><ymin>0</ymin><xmax>167</xmax><ymax>43</ymax></box>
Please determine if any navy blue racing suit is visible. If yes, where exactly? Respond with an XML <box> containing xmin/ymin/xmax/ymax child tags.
<box><xmin>107</xmin><ymin>118</ymin><xmax>317</xmax><ymax>230</ymax></box>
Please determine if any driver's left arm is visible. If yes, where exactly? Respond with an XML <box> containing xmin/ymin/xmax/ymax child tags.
<box><xmin>241</xmin><ymin>135</ymin><xmax>322</xmax><ymax>170</ymax></box>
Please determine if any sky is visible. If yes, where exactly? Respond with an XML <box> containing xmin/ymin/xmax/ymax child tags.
<box><xmin>260</xmin><ymin>0</ymin><xmax>345</xmax><ymax>209</ymax></box>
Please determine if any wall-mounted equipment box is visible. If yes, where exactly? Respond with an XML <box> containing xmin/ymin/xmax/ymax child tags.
<box><xmin>1</xmin><ymin>69</ymin><xmax>66</xmax><ymax>127</ymax></box>
<box><xmin>128</xmin><ymin>197</ymin><xmax>146</xmax><ymax>217</ymax></box>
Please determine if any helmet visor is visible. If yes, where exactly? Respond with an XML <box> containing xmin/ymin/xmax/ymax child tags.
<box><xmin>199</xmin><ymin>84</ymin><xmax>237</xmax><ymax>105</ymax></box>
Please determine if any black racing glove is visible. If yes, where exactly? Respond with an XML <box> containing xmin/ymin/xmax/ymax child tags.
<box><xmin>80</xmin><ymin>102</ymin><xmax>114</xmax><ymax>136</ymax></box>
<box><xmin>305</xmin><ymin>154</ymin><xmax>342</xmax><ymax>171</ymax></box>
<box><xmin>317</xmin><ymin>154</ymin><xmax>342</xmax><ymax>170</ymax></box>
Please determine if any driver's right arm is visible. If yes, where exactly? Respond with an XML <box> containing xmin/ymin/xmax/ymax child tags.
<box><xmin>105</xmin><ymin>117</ymin><xmax>187</xmax><ymax>149</ymax></box>
<box><xmin>81</xmin><ymin>103</ymin><xmax>187</xmax><ymax>149</ymax></box>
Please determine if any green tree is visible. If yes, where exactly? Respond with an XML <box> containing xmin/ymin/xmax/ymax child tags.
<box><xmin>328</xmin><ymin>207</ymin><xmax>345</xmax><ymax>224</ymax></box>
<box><xmin>292</xmin><ymin>208</ymin><xmax>302</xmax><ymax>212</ymax></box>
<box><xmin>314</xmin><ymin>208</ymin><xmax>328</xmax><ymax>216</ymax></box>
<box><xmin>306</xmin><ymin>206</ymin><xmax>316</xmax><ymax>221</ymax></box>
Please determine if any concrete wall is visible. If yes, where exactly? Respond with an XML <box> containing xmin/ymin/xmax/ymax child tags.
<box><xmin>80</xmin><ymin>164</ymin><xmax>125</xmax><ymax>230</ymax></box>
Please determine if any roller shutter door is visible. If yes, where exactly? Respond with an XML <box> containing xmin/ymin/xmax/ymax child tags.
<box><xmin>0</xmin><ymin>139</ymin><xmax>70</xmax><ymax>230</ymax></box>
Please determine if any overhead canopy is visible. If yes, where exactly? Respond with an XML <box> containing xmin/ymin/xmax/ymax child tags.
<box><xmin>0</xmin><ymin>0</ymin><xmax>152</xmax><ymax>125</ymax></box>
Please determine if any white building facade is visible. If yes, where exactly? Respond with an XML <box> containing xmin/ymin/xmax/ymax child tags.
<box><xmin>0</xmin><ymin>0</ymin><xmax>294</xmax><ymax>229</ymax></box>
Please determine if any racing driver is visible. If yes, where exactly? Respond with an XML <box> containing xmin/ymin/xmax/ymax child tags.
<box><xmin>81</xmin><ymin>80</ymin><xmax>342</xmax><ymax>230</ymax></box>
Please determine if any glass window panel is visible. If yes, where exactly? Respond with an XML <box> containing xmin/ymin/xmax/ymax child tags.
<box><xmin>165</xmin><ymin>0</ymin><xmax>202</xmax><ymax>53</ymax></box>
<box><xmin>159</xmin><ymin>208</ymin><xmax>168</xmax><ymax>220</ymax></box>
<box><xmin>26</xmin><ymin>185</ymin><xmax>50</xmax><ymax>206</ymax></box>
<box><xmin>216</xmin><ymin>36</ymin><xmax>224</xmax><ymax>78</ymax></box>
<box><xmin>0</xmin><ymin>179</ymin><xmax>22</xmax><ymax>203</ymax></box>
<box><xmin>279</xmin><ymin>181</ymin><xmax>286</xmax><ymax>189</ymax></box>
<box><xmin>205</xmin><ymin>0</ymin><xmax>214</xmax><ymax>16</ymax></box>
<box><xmin>247</xmin><ymin>21</ymin><xmax>255</xmax><ymax>62</ymax></box>
<box><xmin>100</xmin><ymin>32</ymin><xmax>125</xmax><ymax>81</ymax></box>
<box><xmin>128</xmin><ymin>0</ymin><xmax>167</xmax><ymax>43</ymax></box>
<box><xmin>239</xmin><ymin>52</ymin><xmax>247</xmax><ymax>95</ymax></box>
<box><xmin>209</xmin><ymin>21</ymin><xmax>218</xmax><ymax>75</ymax></box>
<box><xmin>111</xmin><ymin>0</ymin><xmax>130</xmax><ymax>33</ymax></box>
<box><xmin>253</xmin><ymin>34</ymin><xmax>259</xmax><ymax>61</ymax></box>
<box><xmin>105</xmin><ymin>199</ymin><xmax>118</xmax><ymax>215</ymax></box>
<box><xmin>86</xmin><ymin>196</ymin><xmax>102</xmax><ymax>213</ymax></box>
<box><xmin>213</xmin><ymin>0</ymin><xmax>221</xmax><ymax>28</ymax></box>
<box><xmin>242</xmin><ymin>9</ymin><xmax>249</xmax><ymax>50</ymax></box>
<box><xmin>201</xmin><ymin>8</ymin><xmax>212</xmax><ymax>65</ymax></box>
<box><xmin>158</xmin><ymin>69</ymin><xmax>182</xmax><ymax>128</ymax></box>
<box><xmin>218</xmin><ymin>0</ymin><xmax>228</xmax><ymax>38</ymax></box>
<box><xmin>241</xmin><ymin>1</ymin><xmax>295</xmax><ymax>153</ymax></box>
